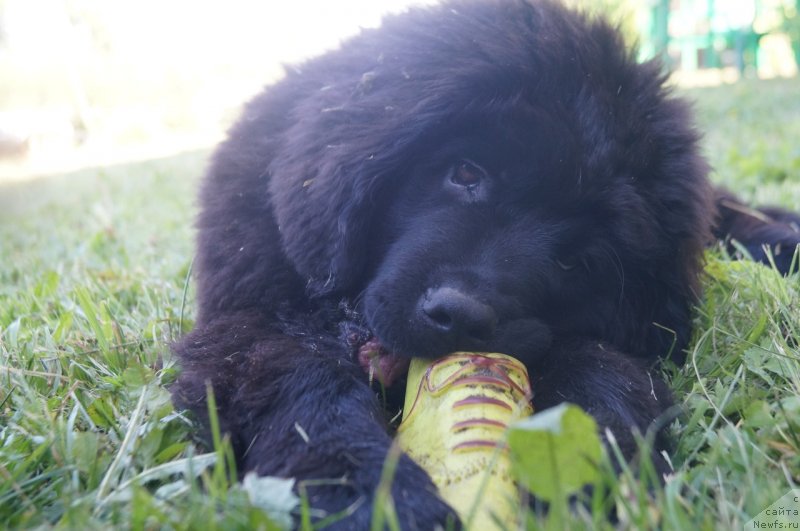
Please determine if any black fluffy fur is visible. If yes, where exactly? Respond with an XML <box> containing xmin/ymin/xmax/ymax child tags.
<box><xmin>171</xmin><ymin>0</ymin><xmax>800</xmax><ymax>528</ymax></box>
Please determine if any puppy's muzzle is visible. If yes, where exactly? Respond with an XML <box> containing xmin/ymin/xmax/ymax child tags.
<box><xmin>419</xmin><ymin>286</ymin><xmax>497</xmax><ymax>343</ymax></box>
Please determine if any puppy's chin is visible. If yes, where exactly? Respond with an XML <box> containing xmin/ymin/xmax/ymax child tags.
<box><xmin>485</xmin><ymin>318</ymin><xmax>553</xmax><ymax>364</ymax></box>
<box><xmin>369</xmin><ymin>315</ymin><xmax>553</xmax><ymax>364</ymax></box>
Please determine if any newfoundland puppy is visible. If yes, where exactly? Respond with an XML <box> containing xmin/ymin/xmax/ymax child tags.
<box><xmin>172</xmin><ymin>0</ymin><xmax>799</xmax><ymax>528</ymax></box>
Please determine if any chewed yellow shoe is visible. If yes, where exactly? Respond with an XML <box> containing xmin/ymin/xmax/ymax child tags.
<box><xmin>396</xmin><ymin>352</ymin><xmax>533</xmax><ymax>530</ymax></box>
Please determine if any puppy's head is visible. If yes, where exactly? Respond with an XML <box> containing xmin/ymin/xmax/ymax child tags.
<box><xmin>268</xmin><ymin>0</ymin><xmax>712</xmax><ymax>361</ymax></box>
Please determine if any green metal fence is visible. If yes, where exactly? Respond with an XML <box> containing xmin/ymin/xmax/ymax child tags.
<box><xmin>640</xmin><ymin>0</ymin><xmax>800</xmax><ymax>72</ymax></box>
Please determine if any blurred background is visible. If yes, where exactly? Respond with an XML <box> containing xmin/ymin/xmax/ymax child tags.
<box><xmin>0</xmin><ymin>0</ymin><xmax>797</xmax><ymax>181</ymax></box>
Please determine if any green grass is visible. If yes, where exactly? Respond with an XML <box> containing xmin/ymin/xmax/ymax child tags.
<box><xmin>685</xmin><ymin>77</ymin><xmax>800</xmax><ymax>208</ymax></box>
<box><xmin>1</xmin><ymin>77</ymin><xmax>799</xmax><ymax>530</ymax></box>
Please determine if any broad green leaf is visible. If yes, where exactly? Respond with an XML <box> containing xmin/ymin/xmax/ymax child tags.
<box><xmin>508</xmin><ymin>403</ymin><xmax>602</xmax><ymax>502</ymax></box>
<box><xmin>742</xmin><ymin>400</ymin><xmax>773</xmax><ymax>429</ymax></box>
<box><xmin>241</xmin><ymin>473</ymin><xmax>299</xmax><ymax>529</ymax></box>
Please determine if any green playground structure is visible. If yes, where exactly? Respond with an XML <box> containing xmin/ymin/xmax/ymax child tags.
<box><xmin>639</xmin><ymin>0</ymin><xmax>800</xmax><ymax>72</ymax></box>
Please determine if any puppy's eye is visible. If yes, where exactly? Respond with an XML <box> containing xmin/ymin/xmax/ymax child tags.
<box><xmin>450</xmin><ymin>161</ymin><xmax>486</xmax><ymax>189</ymax></box>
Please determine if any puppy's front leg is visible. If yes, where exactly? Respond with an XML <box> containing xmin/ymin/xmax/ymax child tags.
<box><xmin>527</xmin><ymin>340</ymin><xmax>673</xmax><ymax>475</ymax></box>
<box><xmin>172</xmin><ymin>310</ymin><xmax>459</xmax><ymax>530</ymax></box>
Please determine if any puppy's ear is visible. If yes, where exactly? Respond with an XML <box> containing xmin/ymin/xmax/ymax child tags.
<box><xmin>265</xmin><ymin>71</ymin><xmax>425</xmax><ymax>297</ymax></box>
<box><xmin>269</xmin><ymin>157</ymin><xmax>382</xmax><ymax>297</ymax></box>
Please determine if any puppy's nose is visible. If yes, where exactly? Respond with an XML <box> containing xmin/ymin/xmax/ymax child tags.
<box><xmin>420</xmin><ymin>287</ymin><xmax>496</xmax><ymax>342</ymax></box>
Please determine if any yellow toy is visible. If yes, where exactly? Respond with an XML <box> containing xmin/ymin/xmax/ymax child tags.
<box><xmin>396</xmin><ymin>352</ymin><xmax>533</xmax><ymax>529</ymax></box>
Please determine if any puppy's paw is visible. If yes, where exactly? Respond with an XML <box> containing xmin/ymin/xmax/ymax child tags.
<box><xmin>390</xmin><ymin>457</ymin><xmax>461</xmax><ymax>530</ymax></box>
<box><xmin>308</xmin><ymin>452</ymin><xmax>460</xmax><ymax>530</ymax></box>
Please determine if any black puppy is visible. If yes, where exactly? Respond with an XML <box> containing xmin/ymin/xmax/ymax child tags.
<box><xmin>171</xmin><ymin>0</ymin><xmax>799</xmax><ymax>528</ymax></box>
